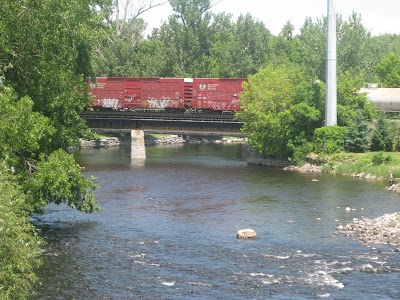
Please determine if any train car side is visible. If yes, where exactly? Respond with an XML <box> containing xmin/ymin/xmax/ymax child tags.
<box><xmin>89</xmin><ymin>77</ymin><xmax>124</xmax><ymax>110</ymax></box>
<box><xmin>88</xmin><ymin>77</ymin><xmax>247</xmax><ymax>113</ymax></box>
<box><xmin>192</xmin><ymin>78</ymin><xmax>245</xmax><ymax>112</ymax></box>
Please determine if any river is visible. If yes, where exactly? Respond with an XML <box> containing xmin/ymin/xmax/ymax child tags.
<box><xmin>32</xmin><ymin>143</ymin><xmax>400</xmax><ymax>299</ymax></box>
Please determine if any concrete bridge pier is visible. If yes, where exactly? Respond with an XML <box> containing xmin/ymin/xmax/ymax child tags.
<box><xmin>131</xmin><ymin>130</ymin><xmax>146</xmax><ymax>166</ymax></box>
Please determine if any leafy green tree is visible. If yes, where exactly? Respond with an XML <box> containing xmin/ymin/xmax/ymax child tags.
<box><xmin>94</xmin><ymin>18</ymin><xmax>147</xmax><ymax>76</ymax></box>
<box><xmin>127</xmin><ymin>39</ymin><xmax>170</xmax><ymax>77</ymax></box>
<box><xmin>344</xmin><ymin>110</ymin><xmax>371</xmax><ymax>153</ymax></box>
<box><xmin>154</xmin><ymin>1</ymin><xmax>272</xmax><ymax>78</ymax></box>
<box><xmin>370</xmin><ymin>112</ymin><xmax>395</xmax><ymax>151</ymax></box>
<box><xmin>376</xmin><ymin>53</ymin><xmax>400</xmax><ymax>87</ymax></box>
<box><xmin>0</xmin><ymin>1</ymin><xmax>107</xmax><ymax>296</ymax></box>
<box><xmin>371</xmin><ymin>34</ymin><xmax>400</xmax><ymax>68</ymax></box>
<box><xmin>222</xmin><ymin>13</ymin><xmax>271</xmax><ymax>77</ymax></box>
<box><xmin>336</xmin><ymin>72</ymin><xmax>376</xmax><ymax>126</ymax></box>
<box><xmin>27</xmin><ymin>150</ymin><xmax>98</xmax><ymax>213</ymax></box>
<box><xmin>155</xmin><ymin>0</ymin><xmax>216</xmax><ymax>77</ymax></box>
<box><xmin>0</xmin><ymin>0</ymin><xmax>103</xmax><ymax>212</ymax></box>
<box><xmin>337</xmin><ymin>13</ymin><xmax>374</xmax><ymax>78</ymax></box>
<box><xmin>298</xmin><ymin>17</ymin><xmax>326</xmax><ymax>80</ymax></box>
<box><xmin>0</xmin><ymin>87</ymin><xmax>99</xmax><ymax>213</ymax></box>
<box><xmin>0</xmin><ymin>163</ymin><xmax>42</xmax><ymax>300</ymax></box>
<box><xmin>0</xmin><ymin>87</ymin><xmax>50</xmax><ymax>173</ymax></box>
<box><xmin>92</xmin><ymin>0</ymin><xmax>167</xmax><ymax>76</ymax></box>
<box><xmin>238</xmin><ymin>64</ymin><xmax>320</xmax><ymax>158</ymax></box>
<box><xmin>281</xmin><ymin>102</ymin><xmax>321</xmax><ymax>158</ymax></box>
<box><xmin>270</xmin><ymin>21</ymin><xmax>302</xmax><ymax>66</ymax></box>
<box><xmin>298</xmin><ymin>13</ymin><xmax>376</xmax><ymax>83</ymax></box>
<box><xmin>0</xmin><ymin>0</ymin><xmax>109</xmax><ymax>151</ymax></box>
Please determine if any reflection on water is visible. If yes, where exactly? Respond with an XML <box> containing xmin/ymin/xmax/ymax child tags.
<box><xmin>32</xmin><ymin>144</ymin><xmax>400</xmax><ymax>299</ymax></box>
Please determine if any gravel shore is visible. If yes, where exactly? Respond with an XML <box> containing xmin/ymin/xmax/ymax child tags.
<box><xmin>335</xmin><ymin>212</ymin><xmax>400</xmax><ymax>249</ymax></box>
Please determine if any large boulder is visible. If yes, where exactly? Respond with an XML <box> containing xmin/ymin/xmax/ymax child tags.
<box><xmin>237</xmin><ymin>228</ymin><xmax>257</xmax><ymax>239</ymax></box>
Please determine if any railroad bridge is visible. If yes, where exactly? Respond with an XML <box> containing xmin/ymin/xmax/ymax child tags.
<box><xmin>79</xmin><ymin>111</ymin><xmax>245</xmax><ymax>161</ymax></box>
<box><xmin>79</xmin><ymin>111</ymin><xmax>244</xmax><ymax>136</ymax></box>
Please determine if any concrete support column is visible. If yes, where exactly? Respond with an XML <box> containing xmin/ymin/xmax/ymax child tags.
<box><xmin>325</xmin><ymin>0</ymin><xmax>337</xmax><ymax>126</ymax></box>
<box><xmin>131</xmin><ymin>130</ymin><xmax>146</xmax><ymax>165</ymax></box>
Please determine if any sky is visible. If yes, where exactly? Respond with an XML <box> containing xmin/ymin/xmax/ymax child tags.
<box><xmin>141</xmin><ymin>0</ymin><xmax>400</xmax><ymax>36</ymax></box>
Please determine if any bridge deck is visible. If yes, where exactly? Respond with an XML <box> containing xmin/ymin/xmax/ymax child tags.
<box><xmin>79</xmin><ymin>111</ymin><xmax>244</xmax><ymax>135</ymax></box>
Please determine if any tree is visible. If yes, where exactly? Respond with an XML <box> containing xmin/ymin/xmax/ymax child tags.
<box><xmin>298</xmin><ymin>17</ymin><xmax>327</xmax><ymax>81</ymax></box>
<box><xmin>337</xmin><ymin>13</ymin><xmax>374</xmax><ymax>79</ymax></box>
<box><xmin>155</xmin><ymin>0</ymin><xmax>217</xmax><ymax>77</ymax></box>
<box><xmin>376</xmin><ymin>53</ymin><xmax>400</xmax><ymax>87</ymax></box>
<box><xmin>344</xmin><ymin>110</ymin><xmax>371</xmax><ymax>153</ymax></box>
<box><xmin>0</xmin><ymin>2</ymin><xmax>106</xmax><ymax>296</ymax></box>
<box><xmin>281</xmin><ymin>102</ymin><xmax>321</xmax><ymax>158</ymax></box>
<box><xmin>1</xmin><ymin>0</ymin><xmax>109</xmax><ymax>151</ymax></box>
<box><xmin>336</xmin><ymin>71</ymin><xmax>376</xmax><ymax>126</ymax></box>
<box><xmin>238</xmin><ymin>64</ymin><xmax>319</xmax><ymax>158</ymax></box>
<box><xmin>0</xmin><ymin>163</ymin><xmax>42</xmax><ymax>300</ymax></box>
<box><xmin>370</xmin><ymin>112</ymin><xmax>395</xmax><ymax>151</ymax></box>
<box><xmin>93</xmin><ymin>0</ymin><xmax>168</xmax><ymax>76</ymax></box>
<box><xmin>0</xmin><ymin>86</ymin><xmax>99</xmax><ymax>213</ymax></box>
<box><xmin>270</xmin><ymin>21</ymin><xmax>302</xmax><ymax>66</ymax></box>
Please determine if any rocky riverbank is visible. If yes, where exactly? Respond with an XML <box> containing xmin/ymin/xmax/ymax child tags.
<box><xmin>80</xmin><ymin>135</ymin><xmax>247</xmax><ymax>148</ymax></box>
<box><xmin>145</xmin><ymin>135</ymin><xmax>246</xmax><ymax>145</ymax></box>
<box><xmin>80</xmin><ymin>137</ymin><xmax>123</xmax><ymax>148</ymax></box>
<box><xmin>335</xmin><ymin>212</ymin><xmax>400</xmax><ymax>249</ymax></box>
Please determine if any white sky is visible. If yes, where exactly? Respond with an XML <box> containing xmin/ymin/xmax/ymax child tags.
<box><xmin>141</xmin><ymin>0</ymin><xmax>400</xmax><ymax>36</ymax></box>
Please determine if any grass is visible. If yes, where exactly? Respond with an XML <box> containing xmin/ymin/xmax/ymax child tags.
<box><xmin>322</xmin><ymin>152</ymin><xmax>400</xmax><ymax>181</ymax></box>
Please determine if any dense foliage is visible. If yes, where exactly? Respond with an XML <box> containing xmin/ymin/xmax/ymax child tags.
<box><xmin>0</xmin><ymin>0</ymin><xmax>107</xmax><ymax>297</ymax></box>
<box><xmin>0</xmin><ymin>163</ymin><xmax>42</xmax><ymax>300</ymax></box>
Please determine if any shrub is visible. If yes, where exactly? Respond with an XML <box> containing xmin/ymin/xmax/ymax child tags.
<box><xmin>372</xmin><ymin>152</ymin><xmax>396</xmax><ymax>166</ymax></box>
<box><xmin>313</xmin><ymin>126</ymin><xmax>347</xmax><ymax>154</ymax></box>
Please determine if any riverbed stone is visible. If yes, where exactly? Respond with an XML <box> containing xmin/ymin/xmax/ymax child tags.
<box><xmin>336</xmin><ymin>212</ymin><xmax>400</xmax><ymax>246</ymax></box>
<box><xmin>237</xmin><ymin>228</ymin><xmax>257</xmax><ymax>239</ymax></box>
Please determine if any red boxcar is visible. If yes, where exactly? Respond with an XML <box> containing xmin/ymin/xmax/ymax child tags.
<box><xmin>191</xmin><ymin>78</ymin><xmax>244</xmax><ymax>112</ymax></box>
<box><xmin>88</xmin><ymin>77</ymin><xmax>247</xmax><ymax>112</ymax></box>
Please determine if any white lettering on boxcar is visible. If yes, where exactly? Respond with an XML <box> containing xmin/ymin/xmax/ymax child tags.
<box><xmin>147</xmin><ymin>97</ymin><xmax>171</xmax><ymax>109</ymax></box>
<box><xmin>101</xmin><ymin>98</ymin><xmax>119</xmax><ymax>108</ymax></box>
<box><xmin>207</xmin><ymin>84</ymin><xmax>218</xmax><ymax>91</ymax></box>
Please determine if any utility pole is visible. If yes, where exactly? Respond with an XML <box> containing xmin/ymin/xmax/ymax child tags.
<box><xmin>325</xmin><ymin>0</ymin><xmax>337</xmax><ymax>126</ymax></box>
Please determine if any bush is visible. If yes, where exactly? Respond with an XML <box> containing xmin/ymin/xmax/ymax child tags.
<box><xmin>313</xmin><ymin>126</ymin><xmax>347</xmax><ymax>154</ymax></box>
<box><xmin>290</xmin><ymin>142</ymin><xmax>314</xmax><ymax>165</ymax></box>
<box><xmin>372</xmin><ymin>152</ymin><xmax>395</xmax><ymax>166</ymax></box>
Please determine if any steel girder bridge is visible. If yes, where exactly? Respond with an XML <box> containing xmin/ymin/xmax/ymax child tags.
<box><xmin>79</xmin><ymin>111</ymin><xmax>244</xmax><ymax>136</ymax></box>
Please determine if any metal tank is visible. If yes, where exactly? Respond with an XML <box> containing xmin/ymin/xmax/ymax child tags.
<box><xmin>360</xmin><ymin>84</ymin><xmax>400</xmax><ymax>112</ymax></box>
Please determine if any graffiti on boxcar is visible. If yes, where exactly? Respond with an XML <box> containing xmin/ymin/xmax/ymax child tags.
<box><xmin>147</xmin><ymin>97</ymin><xmax>171</xmax><ymax>109</ymax></box>
<box><xmin>207</xmin><ymin>101</ymin><xmax>227</xmax><ymax>111</ymax></box>
<box><xmin>101</xmin><ymin>98</ymin><xmax>119</xmax><ymax>108</ymax></box>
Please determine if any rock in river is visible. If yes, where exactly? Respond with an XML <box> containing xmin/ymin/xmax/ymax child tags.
<box><xmin>237</xmin><ymin>228</ymin><xmax>257</xmax><ymax>239</ymax></box>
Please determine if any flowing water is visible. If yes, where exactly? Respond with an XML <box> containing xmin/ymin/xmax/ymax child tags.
<box><xmin>32</xmin><ymin>144</ymin><xmax>400</xmax><ymax>299</ymax></box>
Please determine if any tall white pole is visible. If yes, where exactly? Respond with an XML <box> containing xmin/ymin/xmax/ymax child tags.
<box><xmin>325</xmin><ymin>0</ymin><xmax>337</xmax><ymax>126</ymax></box>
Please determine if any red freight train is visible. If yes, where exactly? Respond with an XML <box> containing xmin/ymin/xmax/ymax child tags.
<box><xmin>88</xmin><ymin>77</ymin><xmax>247</xmax><ymax>113</ymax></box>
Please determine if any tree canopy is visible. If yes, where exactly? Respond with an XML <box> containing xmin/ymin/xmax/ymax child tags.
<box><xmin>0</xmin><ymin>1</ymin><xmax>108</xmax><ymax>297</ymax></box>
